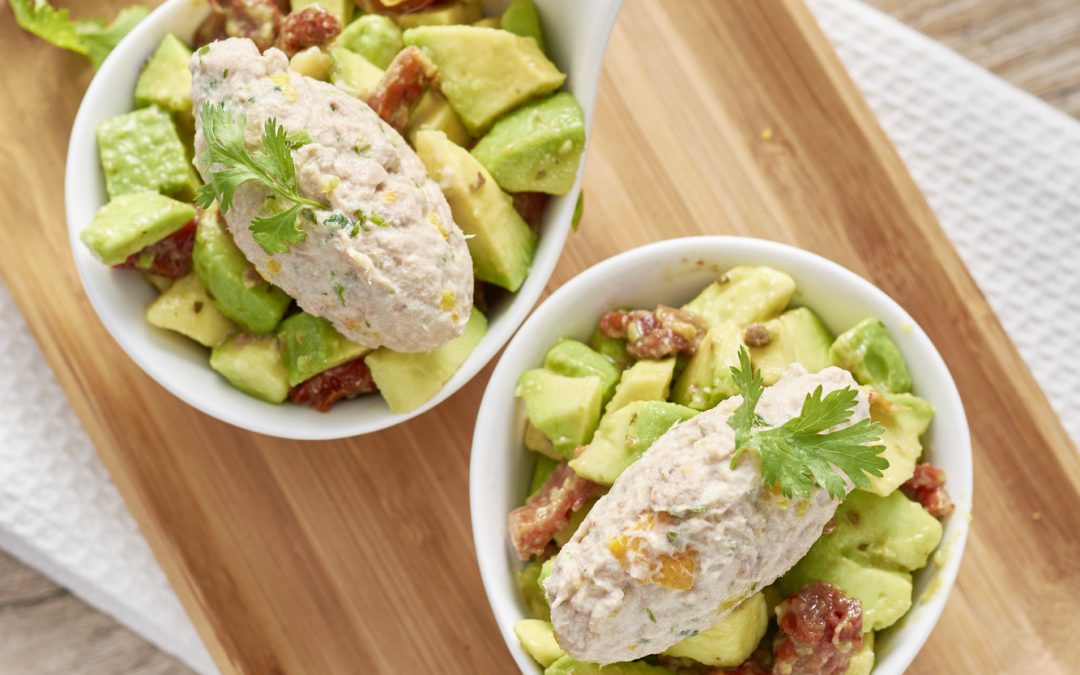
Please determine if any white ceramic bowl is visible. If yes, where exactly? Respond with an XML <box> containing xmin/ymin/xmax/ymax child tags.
<box><xmin>471</xmin><ymin>236</ymin><xmax>972</xmax><ymax>674</ymax></box>
<box><xmin>65</xmin><ymin>0</ymin><xmax>623</xmax><ymax>440</ymax></box>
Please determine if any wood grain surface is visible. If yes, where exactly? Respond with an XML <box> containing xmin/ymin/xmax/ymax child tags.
<box><xmin>2</xmin><ymin>0</ymin><xmax>1079</xmax><ymax>673</ymax></box>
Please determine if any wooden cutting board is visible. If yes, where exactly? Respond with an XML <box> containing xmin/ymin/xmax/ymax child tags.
<box><xmin>2</xmin><ymin>0</ymin><xmax>1078</xmax><ymax>672</ymax></box>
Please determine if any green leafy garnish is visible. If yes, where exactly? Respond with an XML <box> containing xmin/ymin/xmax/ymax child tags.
<box><xmin>9</xmin><ymin>1</ymin><xmax>148</xmax><ymax>68</ymax></box>
<box><xmin>194</xmin><ymin>102</ymin><xmax>322</xmax><ymax>255</ymax></box>
<box><xmin>728</xmin><ymin>348</ymin><xmax>887</xmax><ymax>499</ymax></box>
<box><xmin>324</xmin><ymin>213</ymin><xmax>349</xmax><ymax>228</ymax></box>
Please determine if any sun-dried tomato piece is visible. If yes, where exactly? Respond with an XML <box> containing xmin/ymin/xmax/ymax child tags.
<box><xmin>223</xmin><ymin>0</ymin><xmax>282</xmax><ymax>51</ymax></box>
<box><xmin>901</xmin><ymin>463</ymin><xmax>954</xmax><ymax>518</ymax></box>
<box><xmin>512</xmin><ymin>192</ymin><xmax>550</xmax><ymax>230</ymax></box>
<box><xmin>598</xmin><ymin>306</ymin><xmax>705</xmax><ymax>359</ymax></box>
<box><xmin>367</xmin><ymin>46</ymin><xmax>438</xmax><ymax>131</ymax></box>
<box><xmin>193</xmin><ymin>10</ymin><xmax>228</xmax><ymax>48</ymax></box>
<box><xmin>773</xmin><ymin>581</ymin><xmax>862</xmax><ymax>675</ymax></box>
<box><xmin>275</xmin><ymin>5</ymin><xmax>341</xmax><ymax>56</ymax></box>
<box><xmin>508</xmin><ymin>462</ymin><xmax>602</xmax><ymax>561</ymax></box>
<box><xmin>113</xmin><ymin>219</ymin><xmax>197</xmax><ymax>278</ymax></box>
<box><xmin>289</xmin><ymin>358</ymin><xmax>378</xmax><ymax>412</ymax></box>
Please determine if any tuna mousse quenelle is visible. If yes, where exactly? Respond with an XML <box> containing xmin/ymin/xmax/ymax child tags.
<box><xmin>540</xmin><ymin>353</ymin><xmax>887</xmax><ymax>665</ymax></box>
<box><xmin>191</xmin><ymin>38</ymin><xmax>473</xmax><ymax>353</ymax></box>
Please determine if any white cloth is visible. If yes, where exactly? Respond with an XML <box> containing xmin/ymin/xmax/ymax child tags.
<box><xmin>0</xmin><ymin>1</ymin><xmax>1076</xmax><ymax>673</ymax></box>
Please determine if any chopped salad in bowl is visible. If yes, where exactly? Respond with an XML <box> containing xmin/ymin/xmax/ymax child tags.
<box><xmin>60</xmin><ymin>0</ymin><xmax>621</xmax><ymax>437</ymax></box>
<box><xmin>471</xmin><ymin>237</ymin><xmax>971</xmax><ymax>675</ymax></box>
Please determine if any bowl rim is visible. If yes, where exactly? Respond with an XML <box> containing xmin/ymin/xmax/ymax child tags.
<box><xmin>63</xmin><ymin>0</ymin><xmax>620</xmax><ymax>439</ymax></box>
<box><xmin>470</xmin><ymin>235</ymin><xmax>972</xmax><ymax>674</ymax></box>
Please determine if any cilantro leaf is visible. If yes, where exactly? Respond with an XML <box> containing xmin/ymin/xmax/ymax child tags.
<box><xmin>728</xmin><ymin>347</ymin><xmax>887</xmax><ymax>500</ymax></box>
<box><xmin>9</xmin><ymin>0</ymin><xmax>148</xmax><ymax>68</ymax></box>
<box><xmin>196</xmin><ymin>102</ymin><xmax>321</xmax><ymax>255</ymax></box>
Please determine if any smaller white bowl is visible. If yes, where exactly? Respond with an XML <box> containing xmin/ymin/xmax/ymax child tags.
<box><xmin>64</xmin><ymin>0</ymin><xmax>622</xmax><ymax>440</ymax></box>
<box><xmin>471</xmin><ymin>236</ymin><xmax>972</xmax><ymax>674</ymax></box>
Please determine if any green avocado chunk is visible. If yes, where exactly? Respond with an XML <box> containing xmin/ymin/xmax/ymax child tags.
<box><xmin>403</xmin><ymin>25</ymin><xmax>565</xmax><ymax>135</ymax></box>
<box><xmin>606</xmin><ymin>358</ymin><xmax>676</xmax><ymax>415</ymax></box>
<box><xmin>145</xmin><ymin>272</ymin><xmax>234</xmax><ymax>347</ymax></box>
<box><xmin>515</xmin><ymin>619</ymin><xmax>564</xmax><ymax>668</ymax></box>
<box><xmin>97</xmin><ymin>106</ymin><xmax>199</xmax><ymax>200</ymax></box>
<box><xmin>528</xmin><ymin>453</ymin><xmax>558</xmax><ymax>495</ymax></box>
<box><xmin>81</xmin><ymin>192</ymin><xmax>195</xmax><ymax>265</ymax></box>
<box><xmin>588</xmin><ymin>324</ymin><xmax>633</xmax><ymax>370</ymax></box>
<box><xmin>829</xmin><ymin>318</ymin><xmax>913</xmax><ymax>393</ymax></box>
<box><xmin>277</xmin><ymin>312</ymin><xmax>369</xmax><ymax>387</ymax></box>
<box><xmin>543</xmin><ymin>339</ymin><xmax>621</xmax><ymax>404</ymax></box>
<box><xmin>748</xmin><ymin>306</ymin><xmax>834</xmax><ymax>385</ymax></box>
<box><xmin>671</xmin><ymin>322</ymin><xmax>745</xmax><ymax>411</ymax></box>
<box><xmin>501</xmin><ymin>0</ymin><xmax>545</xmax><ymax>51</ymax></box>
<box><xmin>517</xmin><ymin>369</ymin><xmax>603</xmax><ymax>459</ymax></box>
<box><xmin>553</xmin><ymin>497</ymin><xmax>596</xmax><ymax>546</ymax></box>
<box><xmin>414</xmin><ymin>129</ymin><xmax>537</xmax><ymax>291</ymax></box>
<box><xmin>193</xmin><ymin>209</ymin><xmax>291</xmax><ymax>334</ymax></box>
<box><xmin>395</xmin><ymin>0</ymin><xmax>484</xmax><ymax>28</ymax></box>
<box><xmin>336</xmin><ymin>14</ymin><xmax>401</xmax><ymax>69</ymax></box>
<box><xmin>845</xmin><ymin>632</ymin><xmax>876</xmax><ymax>675</ymax></box>
<box><xmin>663</xmin><ymin>592</ymin><xmax>768</xmax><ymax>667</ymax></box>
<box><xmin>329</xmin><ymin>47</ymin><xmax>385</xmax><ymax>99</ymax></box>
<box><xmin>545</xmin><ymin>656</ymin><xmax>676</xmax><ymax>675</ymax></box>
<box><xmin>406</xmin><ymin>91</ymin><xmax>473</xmax><ymax>149</ymax></box>
<box><xmin>570</xmin><ymin>401</ymin><xmax>698</xmax><ymax>485</ymax></box>
<box><xmin>134</xmin><ymin>34</ymin><xmax>193</xmax><ymax>119</ymax></box>
<box><xmin>780</xmin><ymin>491</ymin><xmax>943</xmax><ymax>632</ymax></box>
<box><xmin>291</xmin><ymin>0</ymin><xmax>352</xmax><ymax>21</ymax></box>
<box><xmin>366</xmin><ymin>308</ymin><xmax>487</xmax><ymax>413</ymax></box>
<box><xmin>518</xmin><ymin>559</ymin><xmax>550</xmax><ymax>621</ymax></box>
<box><xmin>472</xmin><ymin>92</ymin><xmax>585</xmax><ymax>196</ymax></box>
<box><xmin>862</xmin><ymin>391</ymin><xmax>934</xmax><ymax>496</ymax></box>
<box><xmin>682</xmin><ymin>266</ymin><xmax>796</xmax><ymax>330</ymax></box>
<box><xmin>210</xmin><ymin>333</ymin><xmax>290</xmax><ymax>403</ymax></box>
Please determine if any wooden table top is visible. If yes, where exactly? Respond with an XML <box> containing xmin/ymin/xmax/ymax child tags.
<box><xmin>1</xmin><ymin>0</ymin><xmax>1078</xmax><ymax>673</ymax></box>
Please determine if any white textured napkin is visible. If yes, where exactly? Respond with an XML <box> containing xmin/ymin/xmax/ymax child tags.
<box><xmin>1</xmin><ymin>1</ymin><xmax>1077</xmax><ymax>672</ymax></box>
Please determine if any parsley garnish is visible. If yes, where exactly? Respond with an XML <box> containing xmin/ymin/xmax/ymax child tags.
<box><xmin>194</xmin><ymin>102</ymin><xmax>321</xmax><ymax>255</ymax></box>
<box><xmin>334</xmin><ymin>284</ymin><xmax>346</xmax><ymax>305</ymax></box>
<box><xmin>645</xmin><ymin>608</ymin><xmax>656</xmax><ymax>623</ymax></box>
<box><xmin>324</xmin><ymin>213</ymin><xmax>349</xmax><ymax>228</ymax></box>
<box><xmin>728</xmin><ymin>348</ymin><xmax>887</xmax><ymax>499</ymax></box>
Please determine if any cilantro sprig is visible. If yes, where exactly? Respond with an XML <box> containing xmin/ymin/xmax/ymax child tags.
<box><xmin>195</xmin><ymin>102</ymin><xmax>320</xmax><ymax>255</ymax></box>
<box><xmin>728</xmin><ymin>348</ymin><xmax>887</xmax><ymax>499</ymax></box>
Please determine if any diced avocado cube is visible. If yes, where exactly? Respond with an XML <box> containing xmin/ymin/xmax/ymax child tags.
<box><xmin>277</xmin><ymin>312</ymin><xmax>369</xmax><ymax>387</ymax></box>
<box><xmin>862</xmin><ymin>391</ymin><xmax>934</xmax><ymax>496</ymax></box>
<box><xmin>291</xmin><ymin>0</ymin><xmax>353</xmax><ymax>22</ymax></box>
<box><xmin>329</xmin><ymin>47</ymin><xmax>385</xmax><ymax>99</ymax></box>
<box><xmin>289</xmin><ymin>46</ymin><xmax>333</xmax><ymax>81</ymax></box>
<box><xmin>81</xmin><ymin>192</ymin><xmax>195</xmax><ymax>265</ymax></box>
<box><xmin>414</xmin><ymin>130</ymin><xmax>537</xmax><ymax>291</ymax></box>
<box><xmin>543</xmin><ymin>339</ymin><xmax>621</xmax><ymax>404</ymax></box>
<box><xmin>473</xmin><ymin>16</ymin><xmax>500</xmax><ymax>28</ymax></box>
<box><xmin>829</xmin><ymin>318</ymin><xmax>913</xmax><ymax>393</ymax></box>
<box><xmin>472</xmin><ymin>92</ymin><xmax>585</xmax><ymax>196</ymax></box>
<box><xmin>606</xmin><ymin>358</ymin><xmax>676</xmax><ymax>415</ymax></box>
<box><xmin>671</xmin><ymin>323</ymin><xmax>744</xmax><ymax>410</ymax></box>
<box><xmin>192</xmin><ymin>209</ymin><xmax>291</xmax><ymax>334</ymax></box>
<box><xmin>663</xmin><ymin>592</ymin><xmax>768</xmax><ymax>667</ymax></box>
<box><xmin>145</xmin><ymin>273</ymin><xmax>234</xmax><ymax>347</ymax></box>
<box><xmin>404</xmin><ymin>25</ymin><xmax>565</xmax><ymax>135</ymax></box>
<box><xmin>846</xmin><ymin>631</ymin><xmax>876</xmax><ymax>675</ymax></box>
<box><xmin>525</xmin><ymin>420</ymin><xmax>561</xmax><ymax>460</ymax></box>
<box><xmin>97</xmin><ymin>106</ymin><xmax>199</xmax><ymax>200</ymax></box>
<box><xmin>748</xmin><ymin>307</ymin><xmax>833</xmax><ymax>385</ymax></box>
<box><xmin>501</xmin><ymin>0</ymin><xmax>545</xmax><ymax>52</ymax></box>
<box><xmin>517</xmin><ymin>559</ymin><xmax>550</xmax><ymax>621</ymax></box>
<box><xmin>134</xmin><ymin>34</ymin><xmax>193</xmax><ymax>119</ymax></box>
<box><xmin>406</xmin><ymin>90</ymin><xmax>473</xmax><ymax>149</ymax></box>
<box><xmin>514</xmin><ymin>619</ymin><xmax>564</xmax><ymax>668</ymax></box>
<box><xmin>780</xmin><ymin>491</ymin><xmax>943</xmax><ymax>632</ymax></box>
<box><xmin>395</xmin><ymin>0</ymin><xmax>484</xmax><ymax>29</ymax></box>
<box><xmin>588</xmin><ymin>324</ymin><xmax>633</xmax><ymax>370</ymax></box>
<box><xmin>553</xmin><ymin>497</ymin><xmax>595</xmax><ymax>547</ymax></box>
<box><xmin>336</xmin><ymin>14</ymin><xmax>402</xmax><ymax>69</ymax></box>
<box><xmin>528</xmin><ymin>453</ymin><xmax>558</xmax><ymax>494</ymax></box>
<box><xmin>210</xmin><ymin>333</ymin><xmax>291</xmax><ymax>403</ymax></box>
<box><xmin>545</xmin><ymin>655</ymin><xmax>676</xmax><ymax>675</ymax></box>
<box><xmin>517</xmin><ymin>369</ymin><xmax>603</xmax><ymax>459</ymax></box>
<box><xmin>570</xmin><ymin>401</ymin><xmax>698</xmax><ymax>485</ymax></box>
<box><xmin>682</xmin><ymin>266</ymin><xmax>796</xmax><ymax>330</ymax></box>
<box><xmin>366</xmin><ymin>308</ymin><xmax>487</xmax><ymax>412</ymax></box>
<box><xmin>144</xmin><ymin>273</ymin><xmax>173</xmax><ymax>293</ymax></box>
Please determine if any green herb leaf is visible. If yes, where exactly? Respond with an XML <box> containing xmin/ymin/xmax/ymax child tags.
<box><xmin>9</xmin><ymin>0</ymin><xmax>148</xmax><ymax>68</ymax></box>
<box><xmin>728</xmin><ymin>347</ymin><xmax>887</xmax><ymax>499</ymax></box>
<box><xmin>196</xmin><ymin>102</ymin><xmax>322</xmax><ymax>254</ymax></box>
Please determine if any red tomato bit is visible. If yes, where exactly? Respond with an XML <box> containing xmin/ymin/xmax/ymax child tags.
<box><xmin>772</xmin><ymin>581</ymin><xmax>863</xmax><ymax>675</ymax></box>
<box><xmin>901</xmin><ymin>463</ymin><xmax>954</xmax><ymax>518</ymax></box>
<box><xmin>289</xmin><ymin>357</ymin><xmax>378</xmax><ymax>412</ymax></box>
<box><xmin>113</xmin><ymin>219</ymin><xmax>197</xmax><ymax>278</ymax></box>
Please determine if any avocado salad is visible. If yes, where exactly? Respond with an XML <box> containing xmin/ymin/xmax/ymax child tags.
<box><xmin>74</xmin><ymin>0</ymin><xmax>586</xmax><ymax>413</ymax></box>
<box><xmin>507</xmin><ymin>266</ymin><xmax>955</xmax><ymax>675</ymax></box>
